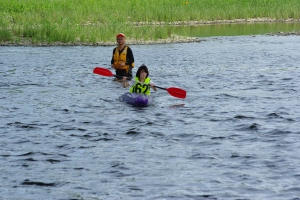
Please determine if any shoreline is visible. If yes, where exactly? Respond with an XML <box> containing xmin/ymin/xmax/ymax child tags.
<box><xmin>132</xmin><ymin>17</ymin><xmax>300</xmax><ymax>26</ymax></box>
<box><xmin>1</xmin><ymin>18</ymin><xmax>299</xmax><ymax>47</ymax></box>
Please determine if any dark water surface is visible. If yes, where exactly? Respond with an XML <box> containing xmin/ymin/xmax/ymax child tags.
<box><xmin>1</xmin><ymin>35</ymin><xmax>300</xmax><ymax>200</ymax></box>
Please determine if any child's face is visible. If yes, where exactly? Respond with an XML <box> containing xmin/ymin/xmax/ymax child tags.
<box><xmin>140</xmin><ymin>70</ymin><xmax>147</xmax><ymax>78</ymax></box>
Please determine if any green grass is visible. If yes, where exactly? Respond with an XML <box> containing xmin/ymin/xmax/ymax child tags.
<box><xmin>0</xmin><ymin>0</ymin><xmax>299</xmax><ymax>45</ymax></box>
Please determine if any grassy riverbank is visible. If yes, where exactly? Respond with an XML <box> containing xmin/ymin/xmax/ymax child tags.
<box><xmin>1</xmin><ymin>0</ymin><xmax>300</xmax><ymax>45</ymax></box>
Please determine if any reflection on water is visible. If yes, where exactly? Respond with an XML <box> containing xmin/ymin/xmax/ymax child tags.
<box><xmin>173</xmin><ymin>22</ymin><xmax>300</xmax><ymax>37</ymax></box>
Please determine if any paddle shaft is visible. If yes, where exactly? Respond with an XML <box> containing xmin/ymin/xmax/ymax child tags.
<box><xmin>153</xmin><ymin>86</ymin><xmax>167</xmax><ymax>90</ymax></box>
<box><xmin>93</xmin><ymin>67</ymin><xmax>186</xmax><ymax>98</ymax></box>
<box><xmin>114</xmin><ymin>74</ymin><xmax>132</xmax><ymax>80</ymax></box>
<box><xmin>129</xmin><ymin>80</ymin><xmax>164</xmax><ymax>91</ymax></box>
<box><xmin>114</xmin><ymin>75</ymin><xmax>170</xmax><ymax>94</ymax></box>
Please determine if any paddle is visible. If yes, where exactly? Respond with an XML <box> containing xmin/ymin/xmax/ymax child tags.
<box><xmin>93</xmin><ymin>67</ymin><xmax>127</xmax><ymax>78</ymax></box>
<box><xmin>93</xmin><ymin>67</ymin><xmax>186</xmax><ymax>99</ymax></box>
<box><xmin>153</xmin><ymin>86</ymin><xmax>186</xmax><ymax>99</ymax></box>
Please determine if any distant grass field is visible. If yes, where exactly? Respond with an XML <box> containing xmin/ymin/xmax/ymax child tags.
<box><xmin>1</xmin><ymin>0</ymin><xmax>299</xmax><ymax>45</ymax></box>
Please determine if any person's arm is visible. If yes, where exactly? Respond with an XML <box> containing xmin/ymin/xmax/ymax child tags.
<box><xmin>111</xmin><ymin>48</ymin><xmax>115</xmax><ymax>68</ymax></box>
<box><xmin>122</xmin><ymin>77</ymin><xmax>131</xmax><ymax>88</ymax></box>
<box><xmin>125</xmin><ymin>47</ymin><xmax>134</xmax><ymax>66</ymax></box>
<box><xmin>150</xmin><ymin>80</ymin><xmax>157</xmax><ymax>91</ymax></box>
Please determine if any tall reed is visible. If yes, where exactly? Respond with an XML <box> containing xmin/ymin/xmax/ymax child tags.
<box><xmin>1</xmin><ymin>0</ymin><xmax>299</xmax><ymax>45</ymax></box>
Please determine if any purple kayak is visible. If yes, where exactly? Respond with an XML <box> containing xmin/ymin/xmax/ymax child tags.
<box><xmin>121</xmin><ymin>92</ymin><xmax>153</xmax><ymax>107</ymax></box>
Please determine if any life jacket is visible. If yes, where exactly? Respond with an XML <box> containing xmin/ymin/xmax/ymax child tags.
<box><xmin>113</xmin><ymin>46</ymin><xmax>134</xmax><ymax>73</ymax></box>
<box><xmin>130</xmin><ymin>77</ymin><xmax>151</xmax><ymax>95</ymax></box>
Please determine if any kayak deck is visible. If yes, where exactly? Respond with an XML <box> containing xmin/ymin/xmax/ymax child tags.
<box><xmin>121</xmin><ymin>92</ymin><xmax>152</xmax><ymax>107</ymax></box>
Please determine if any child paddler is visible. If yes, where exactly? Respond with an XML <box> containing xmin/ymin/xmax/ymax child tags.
<box><xmin>122</xmin><ymin>65</ymin><xmax>157</xmax><ymax>95</ymax></box>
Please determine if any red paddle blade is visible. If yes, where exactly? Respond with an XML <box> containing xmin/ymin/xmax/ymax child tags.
<box><xmin>93</xmin><ymin>67</ymin><xmax>114</xmax><ymax>77</ymax></box>
<box><xmin>166</xmin><ymin>87</ymin><xmax>186</xmax><ymax>99</ymax></box>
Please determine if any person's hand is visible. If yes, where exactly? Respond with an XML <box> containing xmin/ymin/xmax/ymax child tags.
<box><xmin>118</xmin><ymin>62</ymin><xmax>125</xmax><ymax>67</ymax></box>
<box><xmin>122</xmin><ymin>76</ymin><xmax>129</xmax><ymax>88</ymax></box>
<box><xmin>151</xmin><ymin>84</ymin><xmax>157</xmax><ymax>91</ymax></box>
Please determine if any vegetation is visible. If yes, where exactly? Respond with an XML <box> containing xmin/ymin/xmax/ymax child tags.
<box><xmin>1</xmin><ymin>0</ymin><xmax>299</xmax><ymax>45</ymax></box>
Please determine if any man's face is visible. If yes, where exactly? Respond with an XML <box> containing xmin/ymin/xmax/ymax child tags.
<box><xmin>117</xmin><ymin>37</ymin><xmax>125</xmax><ymax>45</ymax></box>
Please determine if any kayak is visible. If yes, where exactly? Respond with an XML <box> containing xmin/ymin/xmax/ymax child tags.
<box><xmin>121</xmin><ymin>92</ymin><xmax>153</xmax><ymax>107</ymax></box>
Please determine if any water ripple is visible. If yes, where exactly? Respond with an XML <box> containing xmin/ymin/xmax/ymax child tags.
<box><xmin>1</xmin><ymin>36</ymin><xmax>300</xmax><ymax>199</ymax></box>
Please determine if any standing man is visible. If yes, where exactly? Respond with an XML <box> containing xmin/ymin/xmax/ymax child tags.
<box><xmin>111</xmin><ymin>33</ymin><xmax>135</xmax><ymax>80</ymax></box>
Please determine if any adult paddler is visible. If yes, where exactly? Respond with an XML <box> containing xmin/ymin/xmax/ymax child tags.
<box><xmin>111</xmin><ymin>33</ymin><xmax>135</xmax><ymax>80</ymax></box>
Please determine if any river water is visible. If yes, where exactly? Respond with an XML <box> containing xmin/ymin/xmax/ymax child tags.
<box><xmin>1</xmin><ymin>35</ymin><xmax>300</xmax><ymax>200</ymax></box>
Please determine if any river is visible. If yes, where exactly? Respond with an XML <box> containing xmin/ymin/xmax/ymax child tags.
<box><xmin>1</xmin><ymin>34</ymin><xmax>300</xmax><ymax>200</ymax></box>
